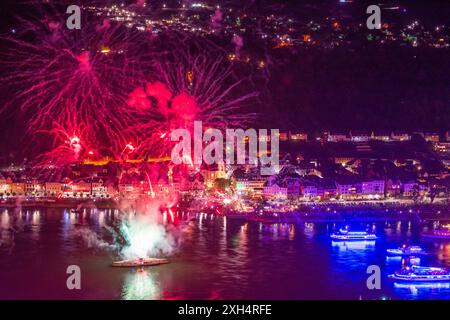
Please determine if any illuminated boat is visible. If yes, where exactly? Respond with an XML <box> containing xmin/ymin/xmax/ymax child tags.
<box><xmin>386</xmin><ymin>245</ymin><xmax>427</xmax><ymax>256</ymax></box>
<box><xmin>330</xmin><ymin>228</ymin><xmax>378</xmax><ymax>241</ymax></box>
<box><xmin>111</xmin><ymin>258</ymin><xmax>169</xmax><ymax>268</ymax></box>
<box><xmin>421</xmin><ymin>225</ymin><xmax>450</xmax><ymax>239</ymax></box>
<box><xmin>388</xmin><ymin>266</ymin><xmax>450</xmax><ymax>282</ymax></box>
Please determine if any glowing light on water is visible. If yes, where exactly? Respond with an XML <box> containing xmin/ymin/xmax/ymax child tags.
<box><xmin>199</xmin><ymin>212</ymin><xmax>204</xmax><ymax>228</ymax></box>
<box><xmin>394</xmin><ymin>282</ymin><xmax>450</xmax><ymax>296</ymax></box>
<box><xmin>32</xmin><ymin>210</ymin><xmax>40</xmax><ymax>225</ymax></box>
<box><xmin>144</xmin><ymin>171</ymin><xmax>155</xmax><ymax>198</ymax></box>
<box><xmin>332</xmin><ymin>240</ymin><xmax>376</xmax><ymax>251</ymax></box>
<box><xmin>98</xmin><ymin>211</ymin><xmax>105</xmax><ymax>226</ymax></box>
<box><xmin>289</xmin><ymin>225</ymin><xmax>295</xmax><ymax>240</ymax></box>
<box><xmin>122</xmin><ymin>270</ymin><xmax>160</xmax><ymax>300</ymax></box>
<box><xmin>1</xmin><ymin>211</ymin><xmax>10</xmax><ymax>229</ymax></box>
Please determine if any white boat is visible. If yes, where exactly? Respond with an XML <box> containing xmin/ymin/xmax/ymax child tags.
<box><xmin>388</xmin><ymin>266</ymin><xmax>450</xmax><ymax>282</ymax></box>
<box><xmin>330</xmin><ymin>228</ymin><xmax>378</xmax><ymax>241</ymax></box>
<box><xmin>386</xmin><ymin>245</ymin><xmax>427</xmax><ymax>256</ymax></box>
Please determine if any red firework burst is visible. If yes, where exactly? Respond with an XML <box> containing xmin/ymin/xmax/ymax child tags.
<box><xmin>0</xmin><ymin>4</ymin><xmax>150</xmax><ymax>154</ymax></box>
<box><xmin>1</xmin><ymin>3</ymin><xmax>258</xmax><ymax>167</ymax></box>
<box><xmin>34</xmin><ymin>121</ymin><xmax>95</xmax><ymax>169</ymax></box>
<box><xmin>125</xmin><ymin>43</ymin><xmax>258</xmax><ymax>159</ymax></box>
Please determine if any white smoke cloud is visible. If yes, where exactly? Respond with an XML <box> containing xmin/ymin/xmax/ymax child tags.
<box><xmin>73</xmin><ymin>227</ymin><xmax>118</xmax><ymax>251</ymax></box>
<box><xmin>75</xmin><ymin>197</ymin><xmax>183</xmax><ymax>260</ymax></box>
<box><xmin>119</xmin><ymin>214</ymin><xmax>176</xmax><ymax>259</ymax></box>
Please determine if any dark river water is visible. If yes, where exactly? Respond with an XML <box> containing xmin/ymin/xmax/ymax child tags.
<box><xmin>1</xmin><ymin>208</ymin><xmax>450</xmax><ymax>300</ymax></box>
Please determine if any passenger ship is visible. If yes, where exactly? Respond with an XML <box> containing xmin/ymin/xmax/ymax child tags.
<box><xmin>386</xmin><ymin>245</ymin><xmax>427</xmax><ymax>256</ymax></box>
<box><xmin>330</xmin><ymin>228</ymin><xmax>378</xmax><ymax>241</ymax></box>
<box><xmin>388</xmin><ymin>266</ymin><xmax>450</xmax><ymax>282</ymax></box>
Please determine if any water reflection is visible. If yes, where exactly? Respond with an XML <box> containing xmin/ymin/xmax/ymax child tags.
<box><xmin>122</xmin><ymin>269</ymin><xmax>160</xmax><ymax>300</ymax></box>
<box><xmin>1</xmin><ymin>210</ymin><xmax>10</xmax><ymax>229</ymax></box>
<box><xmin>0</xmin><ymin>210</ymin><xmax>12</xmax><ymax>249</ymax></box>
<box><xmin>393</xmin><ymin>282</ymin><xmax>450</xmax><ymax>297</ymax></box>
<box><xmin>331</xmin><ymin>240</ymin><xmax>376</xmax><ymax>251</ymax></box>
<box><xmin>31</xmin><ymin>210</ymin><xmax>41</xmax><ymax>241</ymax></box>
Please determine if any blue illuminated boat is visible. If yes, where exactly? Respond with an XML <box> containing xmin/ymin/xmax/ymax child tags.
<box><xmin>388</xmin><ymin>266</ymin><xmax>450</xmax><ymax>282</ymax></box>
<box><xmin>330</xmin><ymin>228</ymin><xmax>378</xmax><ymax>241</ymax></box>
<box><xmin>386</xmin><ymin>245</ymin><xmax>427</xmax><ymax>256</ymax></box>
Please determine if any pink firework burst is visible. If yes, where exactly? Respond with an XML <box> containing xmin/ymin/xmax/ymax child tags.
<box><xmin>0</xmin><ymin>5</ymin><xmax>151</xmax><ymax>154</ymax></box>
<box><xmin>126</xmin><ymin>43</ymin><xmax>259</xmax><ymax>159</ymax></box>
<box><xmin>1</xmin><ymin>3</ymin><xmax>259</xmax><ymax>167</ymax></box>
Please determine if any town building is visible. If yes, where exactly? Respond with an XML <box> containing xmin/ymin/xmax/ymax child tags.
<box><xmin>236</xmin><ymin>178</ymin><xmax>266</xmax><ymax>195</ymax></box>
<box><xmin>423</xmin><ymin>132</ymin><xmax>440</xmax><ymax>143</ymax></box>
<box><xmin>336</xmin><ymin>177</ymin><xmax>361</xmax><ymax>199</ymax></box>
<box><xmin>289</xmin><ymin>132</ymin><xmax>308</xmax><ymax>141</ymax></box>
<box><xmin>45</xmin><ymin>181</ymin><xmax>63</xmax><ymax>196</ymax></box>
<box><xmin>371</xmin><ymin>131</ymin><xmax>391</xmax><ymax>142</ymax></box>
<box><xmin>360</xmin><ymin>180</ymin><xmax>385</xmax><ymax>198</ymax></box>
<box><xmin>391</xmin><ymin>132</ymin><xmax>411</xmax><ymax>141</ymax></box>
<box><xmin>263</xmin><ymin>181</ymin><xmax>288</xmax><ymax>199</ymax></box>
<box><xmin>350</xmin><ymin>131</ymin><xmax>370</xmax><ymax>142</ymax></box>
<box><xmin>326</xmin><ymin>131</ymin><xmax>349</xmax><ymax>142</ymax></box>
<box><xmin>0</xmin><ymin>174</ymin><xmax>8</xmax><ymax>194</ymax></box>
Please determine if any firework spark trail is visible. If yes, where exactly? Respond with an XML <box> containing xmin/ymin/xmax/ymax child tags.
<box><xmin>33</xmin><ymin>121</ymin><xmax>95</xmax><ymax>169</ymax></box>
<box><xmin>126</xmin><ymin>43</ymin><xmax>259</xmax><ymax>159</ymax></box>
<box><xmin>0</xmin><ymin>6</ymin><xmax>152</xmax><ymax>156</ymax></box>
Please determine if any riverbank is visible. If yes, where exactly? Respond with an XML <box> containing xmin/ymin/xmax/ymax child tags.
<box><xmin>224</xmin><ymin>201</ymin><xmax>450</xmax><ymax>223</ymax></box>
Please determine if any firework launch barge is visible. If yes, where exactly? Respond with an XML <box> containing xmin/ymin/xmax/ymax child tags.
<box><xmin>112</xmin><ymin>258</ymin><xmax>169</xmax><ymax>268</ymax></box>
